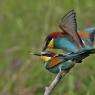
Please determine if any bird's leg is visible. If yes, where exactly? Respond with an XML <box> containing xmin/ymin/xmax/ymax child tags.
<box><xmin>44</xmin><ymin>68</ymin><xmax>67</xmax><ymax>95</ymax></box>
<box><xmin>58</xmin><ymin>66</ymin><xmax>65</xmax><ymax>77</ymax></box>
<box><xmin>59</xmin><ymin>66</ymin><xmax>62</xmax><ymax>72</ymax></box>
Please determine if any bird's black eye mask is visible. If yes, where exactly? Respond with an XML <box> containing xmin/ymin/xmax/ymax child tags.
<box><xmin>42</xmin><ymin>54</ymin><xmax>54</xmax><ymax>57</ymax></box>
<box><xmin>34</xmin><ymin>53</ymin><xmax>54</xmax><ymax>57</ymax></box>
<box><xmin>42</xmin><ymin>36</ymin><xmax>52</xmax><ymax>51</ymax></box>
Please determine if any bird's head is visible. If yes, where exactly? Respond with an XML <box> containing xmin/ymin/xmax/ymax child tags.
<box><xmin>34</xmin><ymin>51</ymin><xmax>56</xmax><ymax>62</ymax></box>
<box><xmin>42</xmin><ymin>32</ymin><xmax>63</xmax><ymax>51</ymax></box>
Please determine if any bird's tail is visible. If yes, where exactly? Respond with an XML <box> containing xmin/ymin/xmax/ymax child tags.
<box><xmin>73</xmin><ymin>48</ymin><xmax>95</xmax><ymax>63</ymax></box>
<box><xmin>88</xmin><ymin>48</ymin><xmax>95</xmax><ymax>54</ymax></box>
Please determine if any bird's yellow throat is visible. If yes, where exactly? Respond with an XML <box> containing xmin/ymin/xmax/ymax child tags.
<box><xmin>40</xmin><ymin>56</ymin><xmax>51</xmax><ymax>62</ymax></box>
<box><xmin>48</xmin><ymin>39</ymin><xmax>54</xmax><ymax>49</ymax></box>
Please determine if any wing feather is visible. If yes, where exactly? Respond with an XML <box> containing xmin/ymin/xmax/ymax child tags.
<box><xmin>47</xmin><ymin>57</ymin><xmax>64</xmax><ymax>68</ymax></box>
<box><xmin>59</xmin><ymin>10</ymin><xmax>84</xmax><ymax>48</ymax></box>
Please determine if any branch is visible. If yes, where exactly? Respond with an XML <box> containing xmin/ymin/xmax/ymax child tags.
<box><xmin>44</xmin><ymin>71</ymin><xmax>68</xmax><ymax>95</ymax></box>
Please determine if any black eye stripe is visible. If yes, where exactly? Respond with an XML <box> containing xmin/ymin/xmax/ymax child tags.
<box><xmin>42</xmin><ymin>36</ymin><xmax>52</xmax><ymax>51</ymax></box>
<box><xmin>46</xmin><ymin>36</ymin><xmax>52</xmax><ymax>45</ymax></box>
<box><xmin>42</xmin><ymin>54</ymin><xmax>53</xmax><ymax>57</ymax></box>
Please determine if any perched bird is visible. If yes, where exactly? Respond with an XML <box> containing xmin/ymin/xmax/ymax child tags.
<box><xmin>42</xmin><ymin>10</ymin><xmax>84</xmax><ymax>53</ymax></box>
<box><xmin>35</xmin><ymin>10</ymin><xmax>95</xmax><ymax>74</ymax></box>
<box><xmin>34</xmin><ymin>51</ymin><xmax>75</xmax><ymax>74</ymax></box>
<box><xmin>34</xmin><ymin>48</ymin><xmax>95</xmax><ymax>74</ymax></box>
<box><xmin>42</xmin><ymin>10</ymin><xmax>95</xmax><ymax>53</ymax></box>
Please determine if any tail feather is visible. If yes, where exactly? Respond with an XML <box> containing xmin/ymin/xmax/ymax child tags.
<box><xmin>72</xmin><ymin>48</ymin><xmax>95</xmax><ymax>63</ymax></box>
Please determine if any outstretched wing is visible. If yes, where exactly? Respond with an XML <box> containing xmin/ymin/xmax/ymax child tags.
<box><xmin>59</xmin><ymin>10</ymin><xmax>84</xmax><ymax>48</ymax></box>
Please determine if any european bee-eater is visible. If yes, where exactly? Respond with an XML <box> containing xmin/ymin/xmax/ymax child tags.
<box><xmin>42</xmin><ymin>10</ymin><xmax>95</xmax><ymax>53</ymax></box>
<box><xmin>34</xmin><ymin>51</ymin><xmax>75</xmax><ymax>74</ymax></box>
<box><xmin>34</xmin><ymin>48</ymin><xmax>95</xmax><ymax>74</ymax></box>
<box><xmin>42</xmin><ymin>10</ymin><xmax>84</xmax><ymax>53</ymax></box>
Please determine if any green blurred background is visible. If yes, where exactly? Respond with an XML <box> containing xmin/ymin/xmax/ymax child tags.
<box><xmin>0</xmin><ymin>0</ymin><xmax>95</xmax><ymax>95</ymax></box>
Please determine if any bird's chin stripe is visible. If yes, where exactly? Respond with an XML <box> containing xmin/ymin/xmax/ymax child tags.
<box><xmin>40</xmin><ymin>56</ymin><xmax>51</xmax><ymax>62</ymax></box>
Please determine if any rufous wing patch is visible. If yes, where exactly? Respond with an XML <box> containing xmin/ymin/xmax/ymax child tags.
<box><xmin>47</xmin><ymin>57</ymin><xmax>63</xmax><ymax>68</ymax></box>
<box><xmin>78</xmin><ymin>31</ymin><xmax>90</xmax><ymax>38</ymax></box>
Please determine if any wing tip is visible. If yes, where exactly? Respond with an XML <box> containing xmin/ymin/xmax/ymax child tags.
<box><xmin>59</xmin><ymin>9</ymin><xmax>77</xmax><ymax>33</ymax></box>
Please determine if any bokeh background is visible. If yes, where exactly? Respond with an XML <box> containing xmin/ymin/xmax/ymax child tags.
<box><xmin>0</xmin><ymin>0</ymin><xmax>95</xmax><ymax>95</ymax></box>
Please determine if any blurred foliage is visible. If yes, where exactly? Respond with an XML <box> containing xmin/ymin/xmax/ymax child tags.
<box><xmin>0</xmin><ymin>0</ymin><xmax>95</xmax><ymax>95</ymax></box>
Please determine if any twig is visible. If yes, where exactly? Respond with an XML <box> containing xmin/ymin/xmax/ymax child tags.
<box><xmin>44</xmin><ymin>71</ymin><xmax>68</xmax><ymax>95</ymax></box>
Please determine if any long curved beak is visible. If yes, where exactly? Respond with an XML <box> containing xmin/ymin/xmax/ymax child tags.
<box><xmin>33</xmin><ymin>53</ymin><xmax>41</xmax><ymax>56</ymax></box>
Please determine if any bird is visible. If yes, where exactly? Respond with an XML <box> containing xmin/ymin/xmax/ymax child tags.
<box><xmin>34</xmin><ymin>10</ymin><xmax>95</xmax><ymax>74</ymax></box>
<box><xmin>42</xmin><ymin>10</ymin><xmax>95</xmax><ymax>53</ymax></box>
<box><xmin>34</xmin><ymin>48</ymin><xmax>95</xmax><ymax>74</ymax></box>
<box><xmin>42</xmin><ymin>10</ymin><xmax>84</xmax><ymax>53</ymax></box>
<box><xmin>34</xmin><ymin>51</ymin><xmax>75</xmax><ymax>74</ymax></box>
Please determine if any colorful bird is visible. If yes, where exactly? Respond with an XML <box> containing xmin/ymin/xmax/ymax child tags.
<box><xmin>42</xmin><ymin>10</ymin><xmax>85</xmax><ymax>53</ymax></box>
<box><xmin>34</xmin><ymin>51</ymin><xmax>75</xmax><ymax>74</ymax></box>
<box><xmin>34</xmin><ymin>10</ymin><xmax>95</xmax><ymax>74</ymax></box>
<box><xmin>42</xmin><ymin>10</ymin><xmax>95</xmax><ymax>53</ymax></box>
<box><xmin>34</xmin><ymin>48</ymin><xmax>95</xmax><ymax>74</ymax></box>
